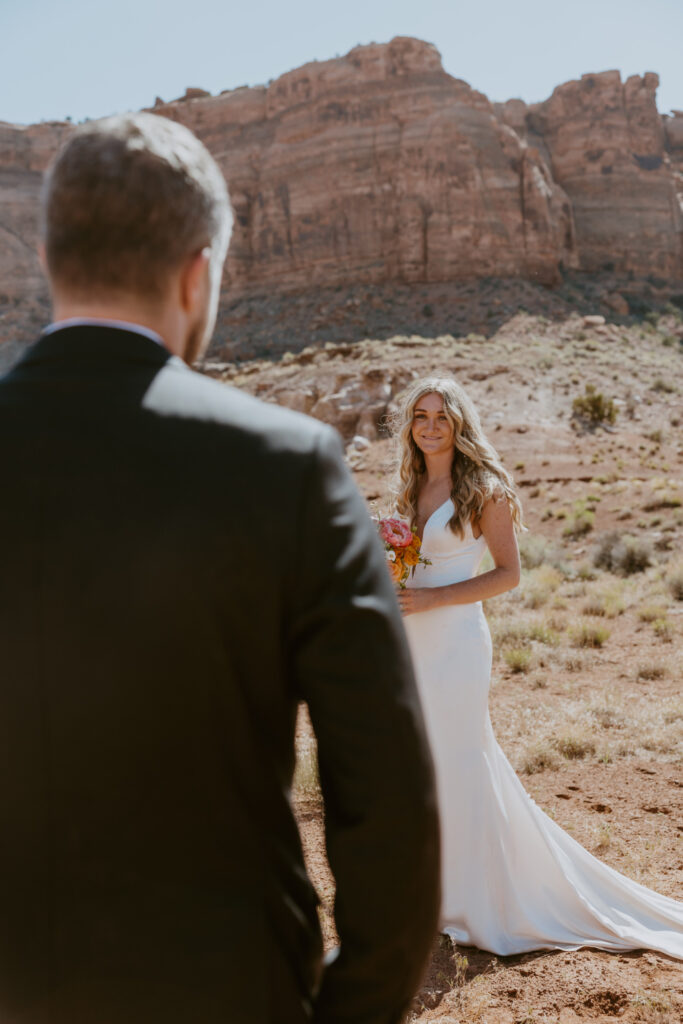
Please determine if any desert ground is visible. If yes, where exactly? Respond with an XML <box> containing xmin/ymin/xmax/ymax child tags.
<box><xmin>211</xmin><ymin>308</ymin><xmax>682</xmax><ymax>1023</ymax></box>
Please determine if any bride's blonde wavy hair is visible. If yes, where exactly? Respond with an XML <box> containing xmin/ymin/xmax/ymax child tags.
<box><xmin>390</xmin><ymin>376</ymin><xmax>524</xmax><ymax>536</ymax></box>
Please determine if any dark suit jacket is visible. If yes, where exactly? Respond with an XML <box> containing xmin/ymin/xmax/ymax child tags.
<box><xmin>0</xmin><ymin>325</ymin><xmax>440</xmax><ymax>1024</ymax></box>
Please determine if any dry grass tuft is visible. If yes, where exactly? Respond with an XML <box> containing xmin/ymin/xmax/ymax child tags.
<box><xmin>504</xmin><ymin>648</ymin><xmax>533</xmax><ymax>673</ymax></box>
<box><xmin>590</xmin><ymin>703</ymin><xmax>626</xmax><ymax>730</ymax></box>
<box><xmin>554</xmin><ymin>734</ymin><xmax>597</xmax><ymax>760</ymax></box>
<box><xmin>636</xmin><ymin>664</ymin><xmax>667</xmax><ymax>681</ymax></box>
<box><xmin>563</xmin><ymin>502</ymin><xmax>595</xmax><ymax>538</ymax></box>
<box><xmin>665</xmin><ymin>563</ymin><xmax>683</xmax><ymax>601</ymax></box>
<box><xmin>652</xmin><ymin>618</ymin><xmax>674</xmax><ymax>642</ymax></box>
<box><xmin>521</xmin><ymin>565</ymin><xmax>564</xmax><ymax>608</ymax></box>
<box><xmin>569</xmin><ymin>621</ymin><xmax>610</xmax><ymax>648</ymax></box>
<box><xmin>521</xmin><ymin>742</ymin><xmax>559</xmax><ymax>775</ymax></box>
<box><xmin>638</xmin><ymin>603</ymin><xmax>668</xmax><ymax>622</ymax></box>
<box><xmin>582</xmin><ymin>584</ymin><xmax>625</xmax><ymax>618</ymax></box>
<box><xmin>518</xmin><ymin>533</ymin><xmax>553</xmax><ymax>570</ymax></box>
<box><xmin>491</xmin><ymin>616</ymin><xmax>559</xmax><ymax>651</ymax></box>
<box><xmin>630</xmin><ymin>988</ymin><xmax>676</xmax><ymax>1024</ymax></box>
<box><xmin>593</xmin><ymin>531</ymin><xmax>653</xmax><ymax>575</ymax></box>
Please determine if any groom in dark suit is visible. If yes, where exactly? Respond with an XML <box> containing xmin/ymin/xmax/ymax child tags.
<box><xmin>0</xmin><ymin>114</ymin><xmax>440</xmax><ymax>1023</ymax></box>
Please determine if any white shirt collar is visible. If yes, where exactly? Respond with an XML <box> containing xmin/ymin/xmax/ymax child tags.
<box><xmin>42</xmin><ymin>317</ymin><xmax>166</xmax><ymax>349</ymax></box>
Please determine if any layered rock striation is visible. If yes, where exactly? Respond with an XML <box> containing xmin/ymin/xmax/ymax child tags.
<box><xmin>1</xmin><ymin>37</ymin><xmax>682</xmax><ymax>362</ymax></box>
<box><xmin>498</xmin><ymin>71</ymin><xmax>683</xmax><ymax>281</ymax></box>
<box><xmin>142</xmin><ymin>38</ymin><xmax>575</xmax><ymax>295</ymax></box>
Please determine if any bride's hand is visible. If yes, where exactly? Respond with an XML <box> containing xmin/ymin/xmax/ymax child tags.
<box><xmin>396</xmin><ymin>587</ymin><xmax>435</xmax><ymax>616</ymax></box>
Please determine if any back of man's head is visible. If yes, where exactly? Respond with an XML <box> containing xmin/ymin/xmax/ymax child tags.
<box><xmin>42</xmin><ymin>112</ymin><xmax>232</xmax><ymax>303</ymax></box>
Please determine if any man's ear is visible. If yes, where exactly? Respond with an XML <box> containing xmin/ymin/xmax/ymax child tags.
<box><xmin>37</xmin><ymin>242</ymin><xmax>48</xmax><ymax>275</ymax></box>
<box><xmin>179</xmin><ymin>248</ymin><xmax>211</xmax><ymax>314</ymax></box>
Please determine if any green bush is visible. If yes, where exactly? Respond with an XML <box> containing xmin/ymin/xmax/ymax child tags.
<box><xmin>563</xmin><ymin>501</ymin><xmax>595</xmax><ymax>538</ymax></box>
<box><xmin>572</xmin><ymin>384</ymin><xmax>617</xmax><ymax>425</ymax></box>
<box><xmin>504</xmin><ymin>648</ymin><xmax>533</xmax><ymax>673</ymax></box>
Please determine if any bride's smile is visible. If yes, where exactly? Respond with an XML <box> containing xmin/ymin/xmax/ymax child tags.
<box><xmin>411</xmin><ymin>393</ymin><xmax>454</xmax><ymax>455</ymax></box>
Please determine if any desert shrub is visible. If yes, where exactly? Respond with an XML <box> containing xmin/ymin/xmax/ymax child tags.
<box><xmin>527</xmin><ymin>622</ymin><xmax>561</xmax><ymax>646</ymax></box>
<box><xmin>583</xmin><ymin>587</ymin><xmax>625</xmax><ymax>618</ymax></box>
<box><xmin>518</xmin><ymin>533</ymin><xmax>552</xmax><ymax>570</ymax></box>
<box><xmin>522</xmin><ymin>743</ymin><xmax>559</xmax><ymax>775</ymax></box>
<box><xmin>666</xmin><ymin>567</ymin><xmax>683</xmax><ymax>601</ymax></box>
<box><xmin>572</xmin><ymin>384</ymin><xmax>617</xmax><ymax>425</ymax></box>
<box><xmin>651</xmin><ymin>377</ymin><xmax>676</xmax><ymax>394</ymax></box>
<box><xmin>554</xmin><ymin>734</ymin><xmax>596</xmax><ymax>760</ymax></box>
<box><xmin>593</xmin><ymin>531</ymin><xmax>652</xmax><ymax>575</ymax></box>
<box><xmin>522</xmin><ymin>565</ymin><xmax>563</xmax><ymax>608</ymax></box>
<box><xmin>642</xmin><ymin>491</ymin><xmax>681</xmax><ymax>511</ymax></box>
<box><xmin>652</xmin><ymin>618</ymin><xmax>674</xmax><ymax>642</ymax></box>
<box><xmin>591</xmin><ymin>704</ymin><xmax>626</xmax><ymax>729</ymax></box>
<box><xmin>561</xmin><ymin>653</ymin><xmax>586</xmax><ymax>672</ymax></box>
<box><xmin>491</xmin><ymin>617</ymin><xmax>559</xmax><ymax>652</ymax></box>
<box><xmin>636</xmin><ymin>664</ymin><xmax>667</xmax><ymax>681</ymax></box>
<box><xmin>569</xmin><ymin>621</ymin><xmax>610</xmax><ymax>647</ymax></box>
<box><xmin>638</xmin><ymin>604</ymin><xmax>667</xmax><ymax>623</ymax></box>
<box><xmin>563</xmin><ymin>501</ymin><xmax>595</xmax><ymax>538</ymax></box>
<box><xmin>504</xmin><ymin>648</ymin><xmax>532</xmax><ymax>673</ymax></box>
<box><xmin>491</xmin><ymin>619</ymin><xmax>535</xmax><ymax>649</ymax></box>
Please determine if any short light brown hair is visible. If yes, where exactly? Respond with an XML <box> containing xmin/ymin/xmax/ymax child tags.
<box><xmin>42</xmin><ymin>112</ymin><xmax>232</xmax><ymax>298</ymax></box>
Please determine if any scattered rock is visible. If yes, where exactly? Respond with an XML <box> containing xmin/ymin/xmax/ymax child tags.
<box><xmin>583</xmin><ymin>315</ymin><xmax>607</xmax><ymax>327</ymax></box>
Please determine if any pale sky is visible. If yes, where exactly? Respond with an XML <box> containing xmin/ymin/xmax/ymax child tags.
<box><xmin>2</xmin><ymin>0</ymin><xmax>682</xmax><ymax>126</ymax></box>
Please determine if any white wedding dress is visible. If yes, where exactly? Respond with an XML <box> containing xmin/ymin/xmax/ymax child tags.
<box><xmin>402</xmin><ymin>498</ymin><xmax>683</xmax><ymax>958</ymax></box>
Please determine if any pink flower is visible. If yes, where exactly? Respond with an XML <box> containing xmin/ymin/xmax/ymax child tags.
<box><xmin>379</xmin><ymin>516</ymin><xmax>414</xmax><ymax>549</ymax></box>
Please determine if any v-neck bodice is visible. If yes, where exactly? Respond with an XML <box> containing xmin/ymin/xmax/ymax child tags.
<box><xmin>409</xmin><ymin>499</ymin><xmax>487</xmax><ymax>588</ymax></box>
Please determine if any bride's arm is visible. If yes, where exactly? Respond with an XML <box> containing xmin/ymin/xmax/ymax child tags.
<box><xmin>398</xmin><ymin>495</ymin><xmax>521</xmax><ymax>615</ymax></box>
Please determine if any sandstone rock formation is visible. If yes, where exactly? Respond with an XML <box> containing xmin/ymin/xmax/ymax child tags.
<box><xmin>153</xmin><ymin>37</ymin><xmax>576</xmax><ymax>294</ymax></box>
<box><xmin>499</xmin><ymin>71</ymin><xmax>683</xmax><ymax>281</ymax></box>
<box><xmin>0</xmin><ymin>120</ymin><xmax>73</xmax><ymax>315</ymax></box>
<box><xmin>663</xmin><ymin>110</ymin><xmax>683</xmax><ymax>222</ymax></box>
<box><xmin>1</xmin><ymin>37</ymin><xmax>682</xmax><ymax>366</ymax></box>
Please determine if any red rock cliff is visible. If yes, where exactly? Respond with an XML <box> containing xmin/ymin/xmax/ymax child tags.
<box><xmin>1</xmin><ymin>38</ymin><xmax>682</xmax><ymax>350</ymax></box>
<box><xmin>153</xmin><ymin>37</ymin><xmax>576</xmax><ymax>293</ymax></box>
<box><xmin>498</xmin><ymin>71</ymin><xmax>683</xmax><ymax>280</ymax></box>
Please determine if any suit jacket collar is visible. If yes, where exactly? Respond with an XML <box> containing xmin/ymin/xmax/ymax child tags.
<box><xmin>17</xmin><ymin>324</ymin><xmax>176</xmax><ymax>372</ymax></box>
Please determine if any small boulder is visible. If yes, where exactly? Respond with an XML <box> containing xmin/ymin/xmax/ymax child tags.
<box><xmin>602</xmin><ymin>292</ymin><xmax>629</xmax><ymax>316</ymax></box>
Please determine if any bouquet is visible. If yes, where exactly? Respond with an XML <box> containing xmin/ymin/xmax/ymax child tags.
<box><xmin>377</xmin><ymin>516</ymin><xmax>431</xmax><ymax>588</ymax></box>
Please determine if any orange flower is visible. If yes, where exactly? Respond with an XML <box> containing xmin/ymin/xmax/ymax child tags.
<box><xmin>388</xmin><ymin>558</ymin><xmax>405</xmax><ymax>584</ymax></box>
<box><xmin>403</xmin><ymin>544</ymin><xmax>420</xmax><ymax>567</ymax></box>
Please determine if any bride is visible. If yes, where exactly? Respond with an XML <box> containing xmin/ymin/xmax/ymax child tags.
<box><xmin>393</xmin><ymin>375</ymin><xmax>683</xmax><ymax>958</ymax></box>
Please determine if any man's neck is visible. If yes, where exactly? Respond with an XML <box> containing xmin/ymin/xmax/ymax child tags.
<box><xmin>50</xmin><ymin>298</ymin><xmax>183</xmax><ymax>358</ymax></box>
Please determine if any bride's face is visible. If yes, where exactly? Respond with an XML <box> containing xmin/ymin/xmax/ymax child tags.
<box><xmin>411</xmin><ymin>392</ymin><xmax>455</xmax><ymax>456</ymax></box>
